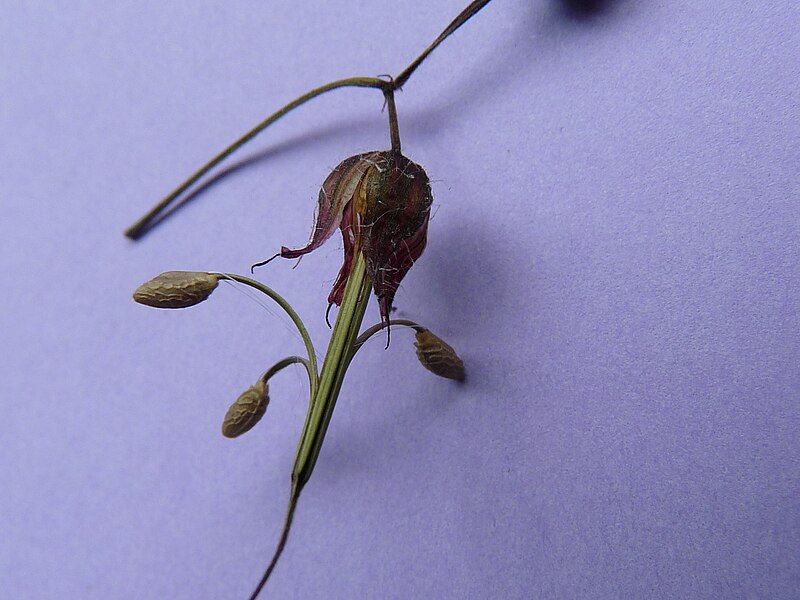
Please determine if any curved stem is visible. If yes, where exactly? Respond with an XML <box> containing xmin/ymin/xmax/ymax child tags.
<box><xmin>216</xmin><ymin>273</ymin><xmax>318</xmax><ymax>396</ymax></box>
<box><xmin>125</xmin><ymin>2</ymin><xmax>496</xmax><ymax>240</ymax></box>
<box><xmin>393</xmin><ymin>0</ymin><xmax>495</xmax><ymax>89</ymax></box>
<box><xmin>125</xmin><ymin>76</ymin><xmax>389</xmax><ymax>239</ymax></box>
<box><xmin>247</xmin><ymin>487</ymin><xmax>299</xmax><ymax>600</ymax></box>
<box><xmin>250</xmin><ymin>254</ymin><xmax>372</xmax><ymax>599</ymax></box>
<box><xmin>262</xmin><ymin>356</ymin><xmax>315</xmax><ymax>394</ymax></box>
<box><xmin>353</xmin><ymin>319</ymin><xmax>424</xmax><ymax>351</ymax></box>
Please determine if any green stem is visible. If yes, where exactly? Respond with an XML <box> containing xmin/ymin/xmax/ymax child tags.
<box><xmin>216</xmin><ymin>273</ymin><xmax>318</xmax><ymax>397</ymax></box>
<box><xmin>293</xmin><ymin>253</ymin><xmax>370</xmax><ymax>487</ymax></box>
<box><xmin>124</xmin><ymin>77</ymin><xmax>389</xmax><ymax>239</ymax></box>
<box><xmin>353</xmin><ymin>319</ymin><xmax>425</xmax><ymax>350</ymax></box>
<box><xmin>124</xmin><ymin>1</ymin><xmax>496</xmax><ymax>240</ymax></box>
<box><xmin>248</xmin><ymin>254</ymin><xmax>371</xmax><ymax>600</ymax></box>
<box><xmin>261</xmin><ymin>356</ymin><xmax>315</xmax><ymax>393</ymax></box>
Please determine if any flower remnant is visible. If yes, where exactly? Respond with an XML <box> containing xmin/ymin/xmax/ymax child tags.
<box><xmin>279</xmin><ymin>151</ymin><xmax>432</xmax><ymax>325</ymax></box>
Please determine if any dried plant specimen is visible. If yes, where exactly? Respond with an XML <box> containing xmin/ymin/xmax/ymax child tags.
<box><xmin>128</xmin><ymin>2</ymin><xmax>491</xmax><ymax>597</ymax></box>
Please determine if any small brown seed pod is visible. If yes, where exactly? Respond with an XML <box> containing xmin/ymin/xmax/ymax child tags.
<box><xmin>221</xmin><ymin>379</ymin><xmax>269</xmax><ymax>438</ymax></box>
<box><xmin>133</xmin><ymin>271</ymin><xmax>220</xmax><ymax>309</ymax></box>
<box><xmin>414</xmin><ymin>329</ymin><xmax>465</xmax><ymax>382</ymax></box>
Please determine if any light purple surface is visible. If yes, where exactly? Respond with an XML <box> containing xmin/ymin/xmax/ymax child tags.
<box><xmin>2</xmin><ymin>1</ymin><xmax>799</xmax><ymax>598</ymax></box>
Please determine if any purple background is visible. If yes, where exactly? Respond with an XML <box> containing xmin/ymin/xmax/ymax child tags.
<box><xmin>2</xmin><ymin>1</ymin><xmax>799</xmax><ymax>598</ymax></box>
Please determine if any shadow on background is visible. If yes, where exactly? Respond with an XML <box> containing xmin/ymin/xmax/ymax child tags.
<box><xmin>128</xmin><ymin>114</ymin><xmax>383</xmax><ymax>237</ymax></box>
<box><xmin>306</xmin><ymin>0</ymin><xmax>632</xmax><ymax>476</ymax></box>
<box><xmin>128</xmin><ymin>0</ymin><xmax>626</xmax><ymax>240</ymax></box>
<box><xmin>318</xmin><ymin>216</ymin><xmax>516</xmax><ymax>479</ymax></box>
<box><xmin>559</xmin><ymin>0</ymin><xmax>617</xmax><ymax>19</ymax></box>
<box><xmin>405</xmin><ymin>0</ymin><xmax>631</xmax><ymax>141</ymax></box>
<box><xmin>132</xmin><ymin>0</ymin><xmax>622</xmax><ymax>471</ymax></box>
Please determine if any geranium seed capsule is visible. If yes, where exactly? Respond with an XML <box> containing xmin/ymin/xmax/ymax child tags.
<box><xmin>414</xmin><ymin>329</ymin><xmax>465</xmax><ymax>382</ymax></box>
<box><xmin>133</xmin><ymin>271</ymin><xmax>220</xmax><ymax>309</ymax></box>
<box><xmin>221</xmin><ymin>379</ymin><xmax>269</xmax><ymax>438</ymax></box>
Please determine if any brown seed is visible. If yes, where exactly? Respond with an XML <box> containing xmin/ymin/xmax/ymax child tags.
<box><xmin>221</xmin><ymin>379</ymin><xmax>269</xmax><ymax>438</ymax></box>
<box><xmin>414</xmin><ymin>329</ymin><xmax>465</xmax><ymax>382</ymax></box>
<box><xmin>133</xmin><ymin>271</ymin><xmax>220</xmax><ymax>309</ymax></box>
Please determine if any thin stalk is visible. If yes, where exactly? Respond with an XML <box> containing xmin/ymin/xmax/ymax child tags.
<box><xmin>393</xmin><ymin>0</ymin><xmax>495</xmax><ymax>89</ymax></box>
<box><xmin>349</xmin><ymin>319</ymin><xmax>424</xmax><ymax>365</ymax></box>
<box><xmin>125</xmin><ymin>1</ymin><xmax>496</xmax><ymax>239</ymax></box>
<box><xmin>353</xmin><ymin>319</ymin><xmax>425</xmax><ymax>350</ymax></box>
<box><xmin>248</xmin><ymin>254</ymin><xmax>371</xmax><ymax>600</ymax></box>
<box><xmin>247</xmin><ymin>492</ymin><xmax>298</xmax><ymax>600</ymax></box>
<box><xmin>216</xmin><ymin>273</ymin><xmax>318</xmax><ymax>395</ymax></box>
<box><xmin>384</xmin><ymin>89</ymin><xmax>402</xmax><ymax>153</ymax></box>
<box><xmin>348</xmin><ymin>318</ymin><xmax>426</xmax><ymax>366</ymax></box>
<box><xmin>261</xmin><ymin>356</ymin><xmax>315</xmax><ymax>393</ymax></box>
<box><xmin>125</xmin><ymin>77</ymin><xmax>388</xmax><ymax>239</ymax></box>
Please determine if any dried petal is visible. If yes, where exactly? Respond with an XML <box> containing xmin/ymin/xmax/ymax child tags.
<box><xmin>414</xmin><ymin>329</ymin><xmax>465</xmax><ymax>381</ymax></box>
<box><xmin>133</xmin><ymin>271</ymin><xmax>220</xmax><ymax>309</ymax></box>
<box><xmin>221</xmin><ymin>379</ymin><xmax>269</xmax><ymax>438</ymax></box>
<box><xmin>280</xmin><ymin>152</ymin><xmax>376</xmax><ymax>260</ymax></box>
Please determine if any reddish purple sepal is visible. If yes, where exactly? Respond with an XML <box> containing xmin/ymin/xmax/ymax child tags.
<box><xmin>280</xmin><ymin>150</ymin><xmax>433</xmax><ymax>321</ymax></box>
<box><xmin>280</xmin><ymin>152</ymin><xmax>371</xmax><ymax>260</ymax></box>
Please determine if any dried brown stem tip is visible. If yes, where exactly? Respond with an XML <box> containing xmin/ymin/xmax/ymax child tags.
<box><xmin>133</xmin><ymin>271</ymin><xmax>220</xmax><ymax>309</ymax></box>
<box><xmin>414</xmin><ymin>329</ymin><xmax>466</xmax><ymax>381</ymax></box>
<box><xmin>222</xmin><ymin>379</ymin><xmax>270</xmax><ymax>438</ymax></box>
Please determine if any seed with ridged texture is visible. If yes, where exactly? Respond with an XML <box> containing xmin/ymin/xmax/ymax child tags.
<box><xmin>221</xmin><ymin>379</ymin><xmax>269</xmax><ymax>438</ymax></box>
<box><xmin>133</xmin><ymin>271</ymin><xmax>220</xmax><ymax>309</ymax></box>
<box><xmin>414</xmin><ymin>329</ymin><xmax>465</xmax><ymax>382</ymax></box>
